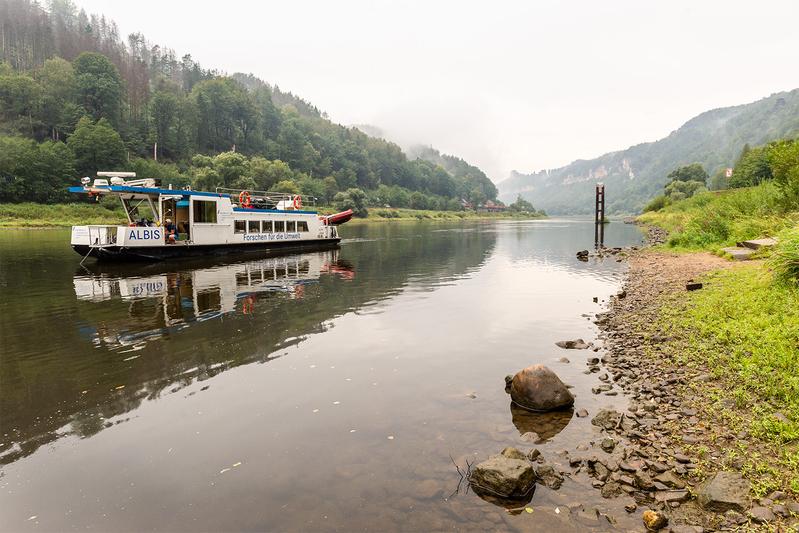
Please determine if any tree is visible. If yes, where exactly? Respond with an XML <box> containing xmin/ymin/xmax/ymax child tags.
<box><xmin>662</xmin><ymin>163</ymin><xmax>708</xmax><ymax>201</ymax></box>
<box><xmin>409</xmin><ymin>191</ymin><xmax>428</xmax><ymax>210</ymax></box>
<box><xmin>666</xmin><ymin>163</ymin><xmax>708</xmax><ymax>184</ymax></box>
<box><xmin>333</xmin><ymin>188</ymin><xmax>368</xmax><ymax>217</ymax></box>
<box><xmin>67</xmin><ymin>117</ymin><xmax>126</xmax><ymax>175</ymax></box>
<box><xmin>273</xmin><ymin>179</ymin><xmax>299</xmax><ymax>194</ymax></box>
<box><xmin>149</xmin><ymin>88</ymin><xmax>179</xmax><ymax>158</ymax></box>
<box><xmin>0</xmin><ymin>136</ymin><xmax>76</xmax><ymax>203</ymax></box>
<box><xmin>247</xmin><ymin>157</ymin><xmax>293</xmax><ymax>191</ymax></box>
<box><xmin>509</xmin><ymin>195</ymin><xmax>536</xmax><ymax>212</ymax></box>
<box><xmin>729</xmin><ymin>145</ymin><xmax>772</xmax><ymax>188</ymax></box>
<box><xmin>469</xmin><ymin>187</ymin><xmax>487</xmax><ymax>206</ymax></box>
<box><xmin>664</xmin><ymin>179</ymin><xmax>706</xmax><ymax>201</ymax></box>
<box><xmin>767</xmin><ymin>139</ymin><xmax>799</xmax><ymax>209</ymax></box>
<box><xmin>212</xmin><ymin>151</ymin><xmax>247</xmax><ymax>186</ymax></box>
<box><xmin>73</xmin><ymin>52</ymin><xmax>124</xmax><ymax>126</ymax></box>
<box><xmin>0</xmin><ymin>70</ymin><xmax>41</xmax><ymax>135</ymax></box>
<box><xmin>36</xmin><ymin>57</ymin><xmax>79</xmax><ymax>140</ymax></box>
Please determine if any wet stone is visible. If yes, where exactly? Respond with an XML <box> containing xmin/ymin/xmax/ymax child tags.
<box><xmin>470</xmin><ymin>453</ymin><xmax>536</xmax><ymax>499</ymax></box>
<box><xmin>509</xmin><ymin>365</ymin><xmax>575</xmax><ymax>412</ymax></box>
<box><xmin>600</xmin><ymin>437</ymin><xmax>615</xmax><ymax>453</ymax></box>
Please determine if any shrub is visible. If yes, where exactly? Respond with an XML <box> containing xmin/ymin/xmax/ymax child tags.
<box><xmin>643</xmin><ymin>194</ymin><xmax>668</xmax><ymax>212</ymax></box>
<box><xmin>769</xmin><ymin>227</ymin><xmax>799</xmax><ymax>286</ymax></box>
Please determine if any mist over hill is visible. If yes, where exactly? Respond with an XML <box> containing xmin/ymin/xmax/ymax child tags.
<box><xmin>499</xmin><ymin>90</ymin><xmax>799</xmax><ymax>214</ymax></box>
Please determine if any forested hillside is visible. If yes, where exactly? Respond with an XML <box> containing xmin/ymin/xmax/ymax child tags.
<box><xmin>0</xmin><ymin>0</ymin><xmax>497</xmax><ymax>208</ymax></box>
<box><xmin>499</xmin><ymin>90</ymin><xmax>799</xmax><ymax>214</ymax></box>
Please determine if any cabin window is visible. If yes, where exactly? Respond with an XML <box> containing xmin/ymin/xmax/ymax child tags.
<box><xmin>297</xmin><ymin>221</ymin><xmax>309</xmax><ymax>232</ymax></box>
<box><xmin>275</xmin><ymin>220</ymin><xmax>285</xmax><ymax>232</ymax></box>
<box><xmin>286</xmin><ymin>221</ymin><xmax>296</xmax><ymax>232</ymax></box>
<box><xmin>249</xmin><ymin>220</ymin><xmax>260</xmax><ymax>233</ymax></box>
<box><xmin>262</xmin><ymin>220</ymin><xmax>273</xmax><ymax>233</ymax></box>
<box><xmin>193</xmin><ymin>200</ymin><xmax>217</xmax><ymax>223</ymax></box>
<box><xmin>234</xmin><ymin>220</ymin><xmax>246</xmax><ymax>234</ymax></box>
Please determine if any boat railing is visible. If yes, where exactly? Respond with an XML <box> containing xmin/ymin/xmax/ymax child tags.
<box><xmin>215</xmin><ymin>187</ymin><xmax>317</xmax><ymax>209</ymax></box>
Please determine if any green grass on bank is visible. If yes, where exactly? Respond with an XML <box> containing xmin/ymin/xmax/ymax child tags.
<box><xmin>638</xmin><ymin>182</ymin><xmax>798</xmax><ymax>251</ymax></box>
<box><xmin>0</xmin><ymin>202</ymin><xmax>127</xmax><ymax>227</ymax></box>
<box><xmin>0</xmin><ymin>202</ymin><xmax>544</xmax><ymax>228</ymax></box>
<box><xmin>658</xmin><ymin>263</ymin><xmax>799</xmax><ymax>493</ymax></box>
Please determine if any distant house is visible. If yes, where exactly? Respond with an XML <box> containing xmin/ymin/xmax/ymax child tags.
<box><xmin>725</xmin><ymin>168</ymin><xmax>733</xmax><ymax>178</ymax></box>
<box><xmin>479</xmin><ymin>200</ymin><xmax>507</xmax><ymax>213</ymax></box>
<box><xmin>461</xmin><ymin>198</ymin><xmax>474</xmax><ymax>210</ymax></box>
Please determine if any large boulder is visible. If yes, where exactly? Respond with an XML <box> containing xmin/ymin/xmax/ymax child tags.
<box><xmin>470</xmin><ymin>451</ymin><xmax>536</xmax><ymax>499</ymax></box>
<box><xmin>697</xmin><ymin>472</ymin><xmax>750</xmax><ymax>513</ymax></box>
<box><xmin>510</xmin><ymin>365</ymin><xmax>575</xmax><ymax>412</ymax></box>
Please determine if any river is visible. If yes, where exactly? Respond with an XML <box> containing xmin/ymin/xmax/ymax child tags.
<box><xmin>0</xmin><ymin>219</ymin><xmax>644</xmax><ymax>531</ymax></box>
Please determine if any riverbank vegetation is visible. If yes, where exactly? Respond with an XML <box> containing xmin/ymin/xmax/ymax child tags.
<box><xmin>640</xmin><ymin>135</ymin><xmax>799</xmax><ymax>251</ymax></box>
<box><xmin>0</xmin><ymin>0</ymin><xmax>500</xmax><ymax>211</ymax></box>
<box><xmin>0</xmin><ymin>201</ymin><xmax>125</xmax><ymax>227</ymax></box>
<box><xmin>656</xmin><ymin>261</ymin><xmax>799</xmax><ymax>493</ymax></box>
<box><xmin>633</xmin><ymin>135</ymin><xmax>799</xmax><ymax>495</ymax></box>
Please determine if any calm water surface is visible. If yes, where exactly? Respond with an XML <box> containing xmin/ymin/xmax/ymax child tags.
<box><xmin>0</xmin><ymin>219</ymin><xmax>644</xmax><ymax>532</ymax></box>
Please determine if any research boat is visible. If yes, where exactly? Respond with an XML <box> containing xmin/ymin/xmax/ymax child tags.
<box><xmin>69</xmin><ymin>172</ymin><xmax>353</xmax><ymax>261</ymax></box>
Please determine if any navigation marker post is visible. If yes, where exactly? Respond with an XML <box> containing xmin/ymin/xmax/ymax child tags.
<box><xmin>594</xmin><ymin>183</ymin><xmax>605</xmax><ymax>248</ymax></box>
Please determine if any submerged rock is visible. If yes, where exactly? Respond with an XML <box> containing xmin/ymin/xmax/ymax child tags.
<box><xmin>534</xmin><ymin>463</ymin><xmax>564</xmax><ymax>490</ymax></box>
<box><xmin>555</xmin><ymin>339</ymin><xmax>590</xmax><ymax>349</ymax></box>
<box><xmin>697</xmin><ymin>471</ymin><xmax>750</xmax><ymax>513</ymax></box>
<box><xmin>470</xmin><ymin>453</ymin><xmax>536</xmax><ymax>499</ymax></box>
<box><xmin>510</xmin><ymin>365</ymin><xmax>575</xmax><ymax>412</ymax></box>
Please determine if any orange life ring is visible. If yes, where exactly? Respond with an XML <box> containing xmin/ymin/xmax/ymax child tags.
<box><xmin>239</xmin><ymin>191</ymin><xmax>252</xmax><ymax>208</ymax></box>
<box><xmin>292</xmin><ymin>195</ymin><xmax>302</xmax><ymax>210</ymax></box>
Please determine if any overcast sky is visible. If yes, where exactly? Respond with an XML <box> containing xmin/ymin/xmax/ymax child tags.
<box><xmin>77</xmin><ymin>0</ymin><xmax>799</xmax><ymax>183</ymax></box>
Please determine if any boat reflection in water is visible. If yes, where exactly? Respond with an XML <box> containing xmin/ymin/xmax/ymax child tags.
<box><xmin>73</xmin><ymin>251</ymin><xmax>355</xmax><ymax>348</ymax></box>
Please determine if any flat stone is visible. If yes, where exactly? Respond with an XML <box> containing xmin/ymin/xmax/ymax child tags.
<box><xmin>654</xmin><ymin>490</ymin><xmax>690</xmax><ymax>503</ymax></box>
<box><xmin>653</xmin><ymin>471</ymin><xmax>685</xmax><ymax>489</ymax></box>
<box><xmin>740</xmin><ymin>237</ymin><xmax>777</xmax><ymax>250</ymax></box>
<box><xmin>722</xmin><ymin>247</ymin><xmax>755</xmax><ymax>261</ymax></box>
<box><xmin>748</xmin><ymin>506</ymin><xmax>775</xmax><ymax>523</ymax></box>
<box><xmin>697</xmin><ymin>472</ymin><xmax>750</xmax><ymax>513</ymax></box>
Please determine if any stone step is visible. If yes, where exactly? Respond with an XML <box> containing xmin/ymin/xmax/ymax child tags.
<box><xmin>738</xmin><ymin>237</ymin><xmax>778</xmax><ymax>250</ymax></box>
<box><xmin>722</xmin><ymin>247</ymin><xmax>756</xmax><ymax>261</ymax></box>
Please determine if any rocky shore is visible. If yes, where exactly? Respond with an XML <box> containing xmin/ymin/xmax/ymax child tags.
<box><xmin>467</xmin><ymin>239</ymin><xmax>796</xmax><ymax>531</ymax></box>
<box><xmin>578</xmin><ymin>248</ymin><xmax>797</xmax><ymax>531</ymax></box>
